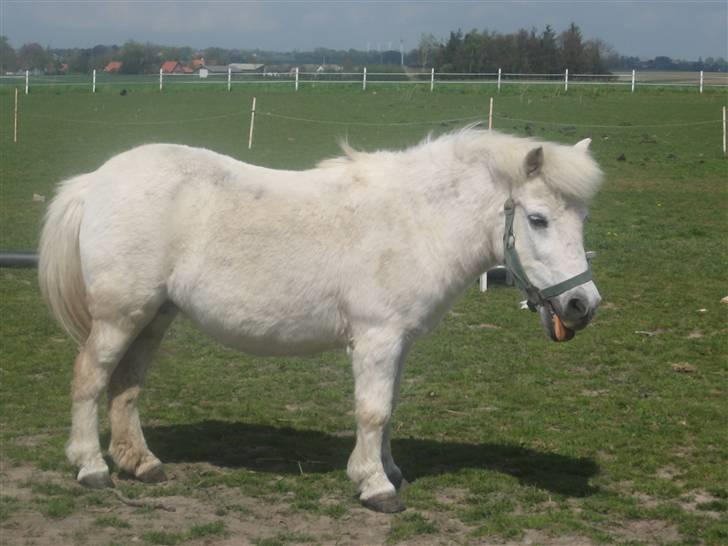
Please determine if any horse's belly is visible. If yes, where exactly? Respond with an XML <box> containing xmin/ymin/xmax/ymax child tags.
<box><xmin>172</xmin><ymin>284</ymin><xmax>348</xmax><ymax>356</ymax></box>
<box><xmin>196</xmin><ymin>315</ymin><xmax>346</xmax><ymax>356</ymax></box>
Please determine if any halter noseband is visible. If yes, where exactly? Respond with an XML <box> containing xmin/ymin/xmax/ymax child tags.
<box><xmin>503</xmin><ymin>198</ymin><xmax>593</xmax><ymax>312</ymax></box>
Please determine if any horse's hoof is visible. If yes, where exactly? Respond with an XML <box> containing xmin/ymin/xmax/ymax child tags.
<box><xmin>361</xmin><ymin>493</ymin><xmax>406</xmax><ymax>513</ymax></box>
<box><xmin>78</xmin><ymin>469</ymin><xmax>114</xmax><ymax>489</ymax></box>
<box><xmin>136</xmin><ymin>463</ymin><xmax>167</xmax><ymax>483</ymax></box>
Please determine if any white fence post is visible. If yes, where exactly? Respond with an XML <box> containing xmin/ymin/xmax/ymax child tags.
<box><xmin>228</xmin><ymin>67</ymin><xmax>232</xmax><ymax>91</ymax></box>
<box><xmin>248</xmin><ymin>97</ymin><xmax>257</xmax><ymax>150</ymax></box>
<box><xmin>700</xmin><ymin>70</ymin><xmax>704</xmax><ymax>94</ymax></box>
<box><xmin>564</xmin><ymin>68</ymin><xmax>569</xmax><ymax>92</ymax></box>
<box><xmin>25</xmin><ymin>70</ymin><xmax>29</xmax><ymax>95</ymax></box>
<box><xmin>363</xmin><ymin>67</ymin><xmax>367</xmax><ymax>91</ymax></box>
<box><xmin>488</xmin><ymin>96</ymin><xmax>494</xmax><ymax>132</ymax></box>
<box><xmin>722</xmin><ymin>106</ymin><xmax>726</xmax><ymax>156</ymax></box>
<box><xmin>13</xmin><ymin>88</ymin><xmax>18</xmax><ymax>143</ymax></box>
<box><xmin>295</xmin><ymin>67</ymin><xmax>299</xmax><ymax>91</ymax></box>
<box><xmin>159</xmin><ymin>68</ymin><xmax>163</xmax><ymax>91</ymax></box>
<box><xmin>430</xmin><ymin>68</ymin><xmax>434</xmax><ymax>92</ymax></box>
<box><xmin>92</xmin><ymin>69</ymin><xmax>96</xmax><ymax>93</ymax></box>
<box><xmin>497</xmin><ymin>68</ymin><xmax>502</xmax><ymax>92</ymax></box>
<box><xmin>631</xmin><ymin>69</ymin><xmax>636</xmax><ymax>93</ymax></box>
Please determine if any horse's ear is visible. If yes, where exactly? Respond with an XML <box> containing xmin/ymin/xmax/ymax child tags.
<box><xmin>525</xmin><ymin>146</ymin><xmax>543</xmax><ymax>178</ymax></box>
<box><xmin>574</xmin><ymin>138</ymin><xmax>591</xmax><ymax>151</ymax></box>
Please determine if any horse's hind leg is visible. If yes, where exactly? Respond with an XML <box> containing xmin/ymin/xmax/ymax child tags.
<box><xmin>108</xmin><ymin>303</ymin><xmax>177</xmax><ymax>482</ymax></box>
<box><xmin>66</xmin><ymin>320</ymin><xmax>138</xmax><ymax>488</ymax></box>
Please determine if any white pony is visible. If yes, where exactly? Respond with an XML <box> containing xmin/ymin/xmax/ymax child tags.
<box><xmin>39</xmin><ymin>129</ymin><xmax>603</xmax><ymax>512</ymax></box>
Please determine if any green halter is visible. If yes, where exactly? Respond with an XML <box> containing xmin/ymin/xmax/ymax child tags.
<box><xmin>503</xmin><ymin>198</ymin><xmax>593</xmax><ymax>311</ymax></box>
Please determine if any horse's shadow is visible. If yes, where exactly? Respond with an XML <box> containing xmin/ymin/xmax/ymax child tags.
<box><xmin>142</xmin><ymin>420</ymin><xmax>598</xmax><ymax>497</ymax></box>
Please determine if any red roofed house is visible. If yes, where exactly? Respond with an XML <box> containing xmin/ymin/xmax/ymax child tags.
<box><xmin>161</xmin><ymin>61</ymin><xmax>186</xmax><ymax>74</ymax></box>
<box><xmin>104</xmin><ymin>61</ymin><xmax>122</xmax><ymax>73</ymax></box>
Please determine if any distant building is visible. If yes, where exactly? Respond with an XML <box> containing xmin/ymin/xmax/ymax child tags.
<box><xmin>161</xmin><ymin>61</ymin><xmax>186</xmax><ymax>74</ymax></box>
<box><xmin>201</xmin><ymin>63</ymin><xmax>265</xmax><ymax>74</ymax></box>
<box><xmin>228</xmin><ymin>63</ymin><xmax>265</xmax><ymax>73</ymax></box>
<box><xmin>104</xmin><ymin>61</ymin><xmax>122</xmax><ymax>73</ymax></box>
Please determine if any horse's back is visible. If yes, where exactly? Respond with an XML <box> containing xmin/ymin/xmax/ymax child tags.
<box><xmin>76</xmin><ymin>144</ymin><xmax>353</xmax><ymax>352</ymax></box>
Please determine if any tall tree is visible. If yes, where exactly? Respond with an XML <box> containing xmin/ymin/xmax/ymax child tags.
<box><xmin>559</xmin><ymin>22</ymin><xmax>586</xmax><ymax>73</ymax></box>
<box><xmin>539</xmin><ymin>25</ymin><xmax>559</xmax><ymax>73</ymax></box>
<box><xmin>0</xmin><ymin>36</ymin><xmax>18</xmax><ymax>73</ymax></box>
<box><xmin>17</xmin><ymin>42</ymin><xmax>48</xmax><ymax>71</ymax></box>
<box><xmin>417</xmin><ymin>33</ymin><xmax>440</xmax><ymax>68</ymax></box>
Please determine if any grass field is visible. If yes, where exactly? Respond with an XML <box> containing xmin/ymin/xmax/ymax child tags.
<box><xmin>1</xmin><ymin>84</ymin><xmax>727</xmax><ymax>545</ymax></box>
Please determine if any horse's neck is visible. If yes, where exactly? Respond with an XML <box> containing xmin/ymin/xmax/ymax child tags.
<box><xmin>405</xmin><ymin>147</ymin><xmax>506</xmax><ymax>282</ymax></box>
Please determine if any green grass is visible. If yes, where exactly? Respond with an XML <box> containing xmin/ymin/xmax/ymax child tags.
<box><xmin>0</xmin><ymin>85</ymin><xmax>726</xmax><ymax>544</ymax></box>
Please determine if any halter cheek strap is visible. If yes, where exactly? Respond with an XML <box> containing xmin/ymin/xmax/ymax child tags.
<box><xmin>503</xmin><ymin>198</ymin><xmax>592</xmax><ymax>311</ymax></box>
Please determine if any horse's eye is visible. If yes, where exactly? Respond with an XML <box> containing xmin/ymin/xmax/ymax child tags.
<box><xmin>528</xmin><ymin>214</ymin><xmax>549</xmax><ymax>228</ymax></box>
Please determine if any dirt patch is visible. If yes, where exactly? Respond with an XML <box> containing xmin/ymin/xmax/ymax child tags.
<box><xmin>680</xmin><ymin>489</ymin><xmax>723</xmax><ymax>520</ymax></box>
<box><xmin>435</xmin><ymin>487</ymin><xmax>469</xmax><ymax>506</ymax></box>
<box><xmin>0</xmin><ymin>463</ymin><xmax>456</xmax><ymax>546</ymax></box>
<box><xmin>517</xmin><ymin>530</ymin><xmax>595</xmax><ymax>545</ymax></box>
<box><xmin>612</xmin><ymin>519</ymin><xmax>681</xmax><ymax>544</ymax></box>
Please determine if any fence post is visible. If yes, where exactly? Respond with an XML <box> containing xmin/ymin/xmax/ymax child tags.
<box><xmin>159</xmin><ymin>68</ymin><xmax>163</xmax><ymax>92</ymax></box>
<box><xmin>25</xmin><ymin>70</ymin><xmax>29</xmax><ymax>95</ymax></box>
<box><xmin>488</xmin><ymin>96</ymin><xmax>494</xmax><ymax>132</ymax></box>
<box><xmin>564</xmin><ymin>68</ymin><xmax>569</xmax><ymax>92</ymax></box>
<box><xmin>228</xmin><ymin>67</ymin><xmax>232</xmax><ymax>91</ymax></box>
<box><xmin>722</xmin><ymin>106</ymin><xmax>726</xmax><ymax>156</ymax></box>
<box><xmin>497</xmin><ymin>68</ymin><xmax>502</xmax><ymax>92</ymax></box>
<box><xmin>363</xmin><ymin>67</ymin><xmax>367</xmax><ymax>91</ymax></box>
<box><xmin>430</xmin><ymin>68</ymin><xmax>434</xmax><ymax>92</ymax></box>
<box><xmin>92</xmin><ymin>69</ymin><xmax>96</xmax><ymax>93</ymax></box>
<box><xmin>700</xmin><ymin>70</ymin><xmax>704</xmax><ymax>94</ymax></box>
<box><xmin>631</xmin><ymin>69</ymin><xmax>636</xmax><ymax>93</ymax></box>
<box><xmin>295</xmin><ymin>67</ymin><xmax>299</xmax><ymax>91</ymax></box>
<box><xmin>14</xmin><ymin>88</ymin><xmax>18</xmax><ymax>143</ymax></box>
<box><xmin>248</xmin><ymin>96</ymin><xmax>257</xmax><ymax>150</ymax></box>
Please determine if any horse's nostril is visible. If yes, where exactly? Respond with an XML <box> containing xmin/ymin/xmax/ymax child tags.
<box><xmin>567</xmin><ymin>297</ymin><xmax>588</xmax><ymax>318</ymax></box>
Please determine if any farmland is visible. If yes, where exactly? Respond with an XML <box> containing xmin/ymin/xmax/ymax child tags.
<box><xmin>1</xmin><ymin>84</ymin><xmax>726</xmax><ymax>545</ymax></box>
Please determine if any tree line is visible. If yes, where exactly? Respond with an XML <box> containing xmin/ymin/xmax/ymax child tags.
<box><xmin>1</xmin><ymin>22</ymin><xmax>725</xmax><ymax>75</ymax></box>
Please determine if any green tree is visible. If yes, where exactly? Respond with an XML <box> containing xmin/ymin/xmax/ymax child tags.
<box><xmin>559</xmin><ymin>22</ymin><xmax>586</xmax><ymax>73</ymax></box>
<box><xmin>119</xmin><ymin>41</ymin><xmax>159</xmax><ymax>73</ymax></box>
<box><xmin>0</xmin><ymin>36</ymin><xmax>18</xmax><ymax>73</ymax></box>
<box><xmin>417</xmin><ymin>33</ymin><xmax>440</xmax><ymax>68</ymax></box>
<box><xmin>17</xmin><ymin>42</ymin><xmax>48</xmax><ymax>71</ymax></box>
<box><xmin>538</xmin><ymin>25</ymin><xmax>559</xmax><ymax>73</ymax></box>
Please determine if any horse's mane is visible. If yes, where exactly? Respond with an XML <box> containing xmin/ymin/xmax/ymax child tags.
<box><xmin>318</xmin><ymin>127</ymin><xmax>603</xmax><ymax>204</ymax></box>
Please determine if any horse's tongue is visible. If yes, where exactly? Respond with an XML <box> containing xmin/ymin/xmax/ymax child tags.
<box><xmin>552</xmin><ymin>314</ymin><xmax>575</xmax><ymax>342</ymax></box>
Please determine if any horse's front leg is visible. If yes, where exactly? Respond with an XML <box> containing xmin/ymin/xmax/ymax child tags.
<box><xmin>347</xmin><ymin>330</ymin><xmax>408</xmax><ymax>513</ymax></box>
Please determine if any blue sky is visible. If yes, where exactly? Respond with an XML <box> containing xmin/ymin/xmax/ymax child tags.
<box><xmin>1</xmin><ymin>1</ymin><xmax>726</xmax><ymax>59</ymax></box>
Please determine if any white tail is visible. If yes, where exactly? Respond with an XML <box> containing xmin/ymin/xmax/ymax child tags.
<box><xmin>38</xmin><ymin>176</ymin><xmax>92</xmax><ymax>345</ymax></box>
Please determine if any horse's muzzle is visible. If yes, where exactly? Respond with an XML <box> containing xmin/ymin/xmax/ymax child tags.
<box><xmin>542</xmin><ymin>285</ymin><xmax>601</xmax><ymax>341</ymax></box>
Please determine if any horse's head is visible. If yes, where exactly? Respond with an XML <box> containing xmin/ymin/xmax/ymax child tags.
<box><xmin>504</xmin><ymin>137</ymin><xmax>602</xmax><ymax>342</ymax></box>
